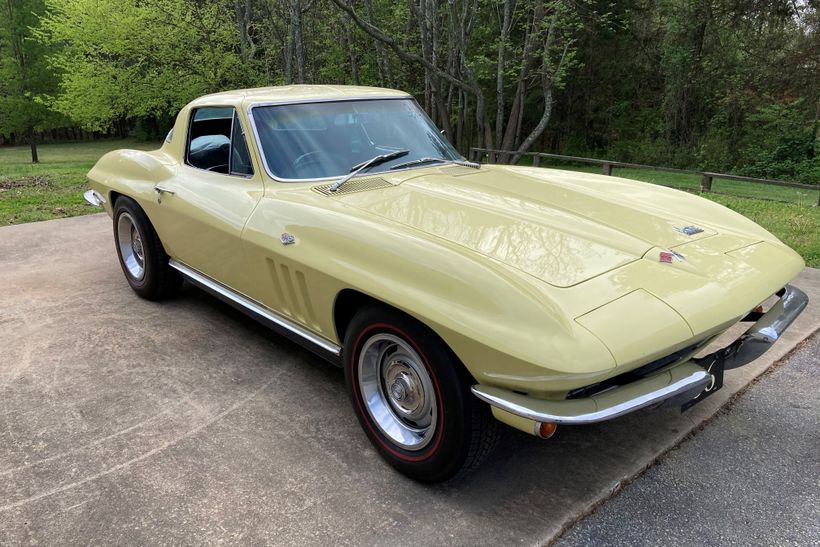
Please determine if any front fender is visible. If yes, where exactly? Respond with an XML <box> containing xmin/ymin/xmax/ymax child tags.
<box><xmin>240</xmin><ymin>189</ymin><xmax>616</xmax><ymax>397</ymax></box>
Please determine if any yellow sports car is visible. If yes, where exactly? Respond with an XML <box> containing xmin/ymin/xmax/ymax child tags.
<box><xmin>85</xmin><ymin>86</ymin><xmax>808</xmax><ymax>482</ymax></box>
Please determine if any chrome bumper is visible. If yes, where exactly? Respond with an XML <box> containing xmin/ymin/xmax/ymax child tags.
<box><xmin>695</xmin><ymin>285</ymin><xmax>808</xmax><ymax>371</ymax></box>
<box><xmin>83</xmin><ymin>189</ymin><xmax>106</xmax><ymax>207</ymax></box>
<box><xmin>472</xmin><ymin>284</ymin><xmax>808</xmax><ymax>426</ymax></box>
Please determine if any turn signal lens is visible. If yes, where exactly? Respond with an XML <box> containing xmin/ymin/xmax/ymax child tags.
<box><xmin>754</xmin><ymin>305</ymin><xmax>764</xmax><ymax>313</ymax></box>
<box><xmin>536</xmin><ymin>422</ymin><xmax>558</xmax><ymax>439</ymax></box>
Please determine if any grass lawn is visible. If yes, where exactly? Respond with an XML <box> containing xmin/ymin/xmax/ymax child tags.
<box><xmin>0</xmin><ymin>140</ymin><xmax>159</xmax><ymax>225</ymax></box>
<box><xmin>1</xmin><ymin>140</ymin><xmax>818</xmax><ymax>267</ymax></box>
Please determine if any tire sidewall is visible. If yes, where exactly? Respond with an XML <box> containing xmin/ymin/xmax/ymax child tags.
<box><xmin>344</xmin><ymin>307</ymin><xmax>473</xmax><ymax>481</ymax></box>
<box><xmin>113</xmin><ymin>198</ymin><xmax>158</xmax><ymax>294</ymax></box>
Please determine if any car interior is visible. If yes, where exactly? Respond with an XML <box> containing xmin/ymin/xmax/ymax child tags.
<box><xmin>187</xmin><ymin>108</ymin><xmax>253</xmax><ymax>176</ymax></box>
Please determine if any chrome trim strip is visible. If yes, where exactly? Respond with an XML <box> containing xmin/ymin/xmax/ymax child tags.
<box><xmin>696</xmin><ymin>284</ymin><xmax>808</xmax><ymax>370</ymax></box>
<box><xmin>168</xmin><ymin>259</ymin><xmax>341</xmax><ymax>357</ymax></box>
<box><xmin>246</xmin><ymin>96</ymin><xmax>413</xmax><ymax>183</ymax></box>
<box><xmin>472</xmin><ymin>369</ymin><xmax>711</xmax><ymax>425</ymax></box>
<box><xmin>83</xmin><ymin>189</ymin><xmax>106</xmax><ymax>207</ymax></box>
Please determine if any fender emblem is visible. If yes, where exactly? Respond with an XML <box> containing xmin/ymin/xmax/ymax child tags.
<box><xmin>280</xmin><ymin>233</ymin><xmax>296</xmax><ymax>246</ymax></box>
<box><xmin>674</xmin><ymin>225</ymin><xmax>704</xmax><ymax>236</ymax></box>
<box><xmin>660</xmin><ymin>250</ymin><xmax>685</xmax><ymax>263</ymax></box>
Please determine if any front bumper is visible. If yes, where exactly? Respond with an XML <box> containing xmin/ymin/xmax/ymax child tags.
<box><xmin>472</xmin><ymin>284</ymin><xmax>808</xmax><ymax>430</ymax></box>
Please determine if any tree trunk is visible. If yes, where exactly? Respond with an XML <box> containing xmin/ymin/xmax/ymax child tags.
<box><xmin>291</xmin><ymin>0</ymin><xmax>306</xmax><ymax>83</ymax></box>
<box><xmin>809</xmin><ymin>97</ymin><xmax>819</xmax><ymax>160</ymax></box>
<box><xmin>500</xmin><ymin>4</ymin><xmax>542</xmax><ymax>160</ymax></box>
<box><xmin>234</xmin><ymin>0</ymin><xmax>252</xmax><ymax>62</ymax></box>
<box><xmin>29</xmin><ymin>129</ymin><xmax>39</xmax><ymax>164</ymax></box>
<box><xmin>365</xmin><ymin>0</ymin><xmax>391</xmax><ymax>86</ymax></box>
<box><xmin>495</xmin><ymin>0</ymin><xmax>513</xmax><ymax>149</ymax></box>
<box><xmin>345</xmin><ymin>14</ymin><xmax>360</xmax><ymax>84</ymax></box>
<box><xmin>512</xmin><ymin>86</ymin><xmax>552</xmax><ymax>163</ymax></box>
<box><xmin>330</xmin><ymin>0</ymin><xmax>482</xmax><ymax>102</ymax></box>
<box><xmin>512</xmin><ymin>29</ymin><xmax>569</xmax><ymax>164</ymax></box>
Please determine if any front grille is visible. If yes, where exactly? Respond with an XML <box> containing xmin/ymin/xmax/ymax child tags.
<box><xmin>566</xmin><ymin>342</ymin><xmax>703</xmax><ymax>400</ymax></box>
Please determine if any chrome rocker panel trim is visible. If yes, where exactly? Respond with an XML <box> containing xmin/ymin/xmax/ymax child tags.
<box><xmin>471</xmin><ymin>284</ymin><xmax>808</xmax><ymax>425</ymax></box>
<box><xmin>168</xmin><ymin>260</ymin><xmax>342</xmax><ymax>364</ymax></box>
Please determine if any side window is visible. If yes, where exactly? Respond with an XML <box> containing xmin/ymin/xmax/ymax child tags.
<box><xmin>229</xmin><ymin>112</ymin><xmax>253</xmax><ymax>176</ymax></box>
<box><xmin>186</xmin><ymin>107</ymin><xmax>234</xmax><ymax>174</ymax></box>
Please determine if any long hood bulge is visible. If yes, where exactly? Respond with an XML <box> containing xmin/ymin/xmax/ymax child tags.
<box><xmin>337</xmin><ymin>167</ymin><xmax>718</xmax><ymax>287</ymax></box>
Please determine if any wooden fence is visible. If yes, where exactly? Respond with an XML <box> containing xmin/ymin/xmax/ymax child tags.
<box><xmin>468</xmin><ymin>148</ymin><xmax>820</xmax><ymax>206</ymax></box>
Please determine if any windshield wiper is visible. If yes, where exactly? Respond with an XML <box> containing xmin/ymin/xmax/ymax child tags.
<box><xmin>329</xmin><ymin>149</ymin><xmax>410</xmax><ymax>192</ymax></box>
<box><xmin>389</xmin><ymin>157</ymin><xmax>480</xmax><ymax>171</ymax></box>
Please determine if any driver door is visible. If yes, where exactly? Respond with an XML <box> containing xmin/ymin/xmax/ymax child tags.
<box><xmin>150</xmin><ymin>107</ymin><xmax>263</xmax><ymax>289</ymax></box>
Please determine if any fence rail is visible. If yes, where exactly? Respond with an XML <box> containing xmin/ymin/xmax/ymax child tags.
<box><xmin>468</xmin><ymin>148</ymin><xmax>820</xmax><ymax>206</ymax></box>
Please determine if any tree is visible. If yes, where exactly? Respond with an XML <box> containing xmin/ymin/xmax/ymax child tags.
<box><xmin>37</xmin><ymin>0</ymin><xmax>248</xmax><ymax>131</ymax></box>
<box><xmin>0</xmin><ymin>0</ymin><xmax>64</xmax><ymax>162</ymax></box>
<box><xmin>15</xmin><ymin>0</ymin><xmax>817</xmax><ymax>183</ymax></box>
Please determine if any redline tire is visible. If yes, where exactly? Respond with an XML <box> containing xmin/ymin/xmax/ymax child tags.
<box><xmin>343</xmin><ymin>305</ymin><xmax>499</xmax><ymax>482</ymax></box>
<box><xmin>112</xmin><ymin>197</ymin><xmax>181</xmax><ymax>301</ymax></box>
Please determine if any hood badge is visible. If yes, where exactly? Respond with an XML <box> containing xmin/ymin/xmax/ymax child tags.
<box><xmin>660</xmin><ymin>250</ymin><xmax>685</xmax><ymax>263</ymax></box>
<box><xmin>280</xmin><ymin>233</ymin><xmax>296</xmax><ymax>246</ymax></box>
<box><xmin>674</xmin><ymin>225</ymin><xmax>704</xmax><ymax>236</ymax></box>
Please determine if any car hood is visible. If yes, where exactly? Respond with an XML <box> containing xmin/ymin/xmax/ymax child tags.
<box><xmin>332</xmin><ymin>164</ymin><xmax>763</xmax><ymax>287</ymax></box>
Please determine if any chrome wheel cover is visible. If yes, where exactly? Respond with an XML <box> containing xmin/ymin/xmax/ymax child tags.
<box><xmin>117</xmin><ymin>212</ymin><xmax>146</xmax><ymax>281</ymax></box>
<box><xmin>358</xmin><ymin>333</ymin><xmax>438</xmax><ymax>451</ymax></box>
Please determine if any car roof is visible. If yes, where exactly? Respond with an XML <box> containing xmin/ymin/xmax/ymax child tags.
<box><xmin>188</xmin><ymin>85</ymin><xmax>412</xmax><ymax>109</ymax></box>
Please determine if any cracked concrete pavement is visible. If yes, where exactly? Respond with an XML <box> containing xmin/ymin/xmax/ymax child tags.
<box><xmin>0</xmin><ymin>214</ymin><xmax>817</xmax><ymax>545</ymax></box>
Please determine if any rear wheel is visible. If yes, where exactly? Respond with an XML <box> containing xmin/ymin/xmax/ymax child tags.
<box><xmin>113</xmin><ymin>197</ymin><xmax>181</xmax><ymax>300</ymax></box>
<box><xmin>343</xmin><ymin>305</ymin><xmax>499</xmax><ymax>482</ymax></box>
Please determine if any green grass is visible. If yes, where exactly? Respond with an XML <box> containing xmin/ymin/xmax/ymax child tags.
<box><xmin>1</xmin><ymin>140</ymin><xmax>818</xmax><ymax>267</ymax></box>
<box><xmin>704</xmin><ymin>194</ymin><xmax>820</xmax><ymax>268</ymax></box>
<box><xmin>0</xmin><ymin>140</ymin><xmax>159</xmax><ymax>225</ymax></box>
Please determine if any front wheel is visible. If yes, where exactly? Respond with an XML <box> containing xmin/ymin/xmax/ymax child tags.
<box><xmin>343</xmin><ymin>305</ymin><xmax>499</xmax><ymax>482</ymax></box>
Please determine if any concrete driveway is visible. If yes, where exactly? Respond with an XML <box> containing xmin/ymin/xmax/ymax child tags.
<box><xmin>1</xmin><ymin>214</ymin><xmax>818</xmax><ymax>545</ymax></box>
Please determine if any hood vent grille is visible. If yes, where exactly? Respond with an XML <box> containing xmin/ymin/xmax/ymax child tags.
<box><xmin>313</xmin><ymin>177</ymin><xmax>395</xmax><ymax>196</ymax></box>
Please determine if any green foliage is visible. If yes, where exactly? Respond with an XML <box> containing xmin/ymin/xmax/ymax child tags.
<box><xmin>698</xmin><ymin>99</ymin><xmax>819</xmax><ymax>183</ymax></box>
<box><xmin>547</xmin><ymin>0</ymin><xmax>819</xmax><ymax>183</ymax></box>
<box><xmin>37</xmin><ymin>0</ymin><xmax>247</xmax><ymax>131</ymax></box>
<box><xmin>0</xmin><ymin>0</ymin><xmax>817</xmax><ymax>182</ymax></box>
<box><xmin>739</xmin><ymin>101</ymin><xmax>819</xmax><ymax>184</ymax></box>
<box><xmin>0</xmin><ymin>0</ymin><xmax>66</xmax><ymax>140</ymax></box>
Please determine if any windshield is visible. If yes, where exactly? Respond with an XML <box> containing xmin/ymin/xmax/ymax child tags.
<box><xmin>251</xmin><ymin>98</ymin><xmax>460</xmax><ymax>180</ymax></box>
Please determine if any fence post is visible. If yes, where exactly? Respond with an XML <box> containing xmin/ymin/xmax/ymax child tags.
<box><xmin>602</xmin><ymin>163</ymin><xmax>613</xmax><ymax>176</ymax></box>
<box><xmin>701</xmin><ymin>174</ymin><xmax>713</xmax><ymax>193</ymax></box>
<box><xmin>533</xmin><ymin>154</ymin><xmax>540</xmax><ymax>167</ymax></box>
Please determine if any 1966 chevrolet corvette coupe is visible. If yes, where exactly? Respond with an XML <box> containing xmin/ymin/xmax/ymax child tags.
<box><xmin>85</xmin><ymin>85</ymin><xmax>808</xmax><ymax>481</ymax></box>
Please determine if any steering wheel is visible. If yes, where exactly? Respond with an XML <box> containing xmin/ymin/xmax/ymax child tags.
<box><xmin>292</xmin><ymin>150</ymin><xmax>347</xmax><ymax>177</ymax></box>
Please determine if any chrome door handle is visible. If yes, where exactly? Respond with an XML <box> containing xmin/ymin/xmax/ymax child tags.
<box><xmin>154</xmin><ymin>185</ymin><xmax>175</xmax><ymax>195</ymax></box>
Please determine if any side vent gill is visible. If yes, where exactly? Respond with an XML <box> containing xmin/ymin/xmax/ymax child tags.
<box><xmin>265</xmin><ymin>258</ymin><xmax>321</xmax><ymax>331</ymax></box>
<box><xmin>313</xmin><ymin>177</ymin><xmax>396</xmax><ymax>196</ymax></box>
